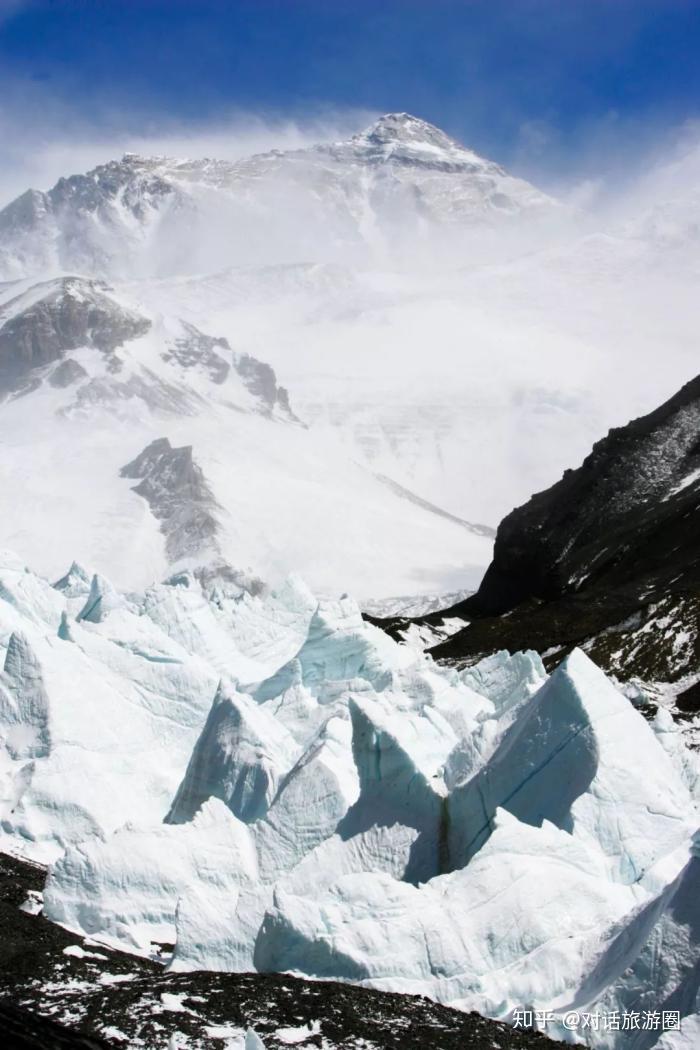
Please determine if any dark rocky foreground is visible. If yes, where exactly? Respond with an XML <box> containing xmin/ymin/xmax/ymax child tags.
<box><xmin>0</xmin><ymin>851</ymin><xmax>560</xmax><ymax>1049</ymax></box>
<box><xmin>0</xmin><ymin>1002</ymin><xmax>112</xmax><ymax>1049</ymax></box>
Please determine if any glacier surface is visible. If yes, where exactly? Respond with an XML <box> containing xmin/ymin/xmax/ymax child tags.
<box><xmin>0</xmin><ymin>550</ymin><xmax>698</xmax><ymax>1048</ymax></box>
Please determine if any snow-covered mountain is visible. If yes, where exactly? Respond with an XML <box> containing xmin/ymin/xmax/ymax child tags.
<box><xmin>3</xmin><ymin>112</ymin><xmax>697</xmax><ymax>534</ymax></box>
<box><xmin>0</xmin><ymin>113</ymin><xmax>558</xmax><ymax>281</ymax></box>
<box><xmin>1</xmin><ymin>109</ymin><xmax>699</xmax><ymax>1050</ymax></box>
<box><xmin>0</xmin><ymin>549</ymin><xmax>697</xmax><ymax>1047</ymax></box>
<box><xmin>0</xmin><ymin>274</ymin><xmax>491</xmax><ymax>596</ymax></box>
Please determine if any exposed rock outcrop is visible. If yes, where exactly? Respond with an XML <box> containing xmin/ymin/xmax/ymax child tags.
<box><xmin>0</xmin><ymin>277</ymin><xmax>150</xmax><ymax>395</ymax></box>
<box><xmin>426</xmin><ymin>374</ymin><xmax>700</xmax><ymax>704</ymax></box>
<box><xmin>120</xmin><ymin>437</ymin><xmax>220</xmax><ymax>563</ymax></box>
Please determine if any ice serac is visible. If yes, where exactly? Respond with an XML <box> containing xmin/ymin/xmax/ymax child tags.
<box><xmin>166</xmin><ymin>681</ymin><xmax>300</xmax><ymax>825</ymax></box>
<box><xmin>43</xmin><ymin>798</ymin><xmax>257</xmax><ymax>952</ymax></box>
<box><xmin>0</xmin><ymin>551</ymin><xmax>224</xmax><ymax>860</ymax></box>
<box><xmin>336</xmin><ymin>692</ymin><xmax>454</xmax><ymax>884</ymax></box>
<box><xmin>2</xmin><ymin>550</ymin><xmax>697</xmax><ymax>1047</ymax></box>
<box><xmin>256</xmin><ymin>808</ymin><xmax>643</xmax><ymax>1009</ymax></box>
<box><xmin>459</xmin><ymin>648</ymin><xmax>546</xmax><ymax>719</ymax></box>
<box><xmin>560</xmin><ymin>832</ymin><xmax>700</xmax><ymax>1049</ymax></box>
<box><xmin>76</xmin><ymin>573</ymin><xmax>124</xmax><ymax>623</ymax></box>
<box><xmin>53</xmin><ymin>561</ymin><xmax>92</xmax><ymax>600</ymax></box>
<box><xmin>255</xmin><ymin>715</ymin><xmax>359</xmax><ymax>883</ymax></box>
<box><xmin>447</xmin><ymin>649</ymin><xmax>694</xmax><ymax>880</ymax></box>
<box><xmin>0</xmin><ymin>631</ymin><xmax>50</xmax><ymax>760</ymax></box>
<box><xmin>254</xmin><ymin>597</ymin><xmax>409</xmax><ymax>702</ymax></box>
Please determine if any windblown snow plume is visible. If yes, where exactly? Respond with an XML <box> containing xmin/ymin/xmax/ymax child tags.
<box><xmin>0</xmin><ymin>550</ymin><xmax>697</xmax><ymax>1048</ymax></box>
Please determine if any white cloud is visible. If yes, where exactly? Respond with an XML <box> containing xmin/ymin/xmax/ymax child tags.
<box><xmin>0</xmin><ymin>90</ymin><xmax>377</xmax><ymax>205</ymax></box>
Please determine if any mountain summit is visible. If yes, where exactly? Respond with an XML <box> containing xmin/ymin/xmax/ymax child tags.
<box><xmin>0</xmin><ymin>114</ymin><xmax>556</xmax><ymax>280</ymax></box>
<box><xmin>353</xmin><ymin>111</ymin><xmax>465</xmax><ymax>151</ymax></box>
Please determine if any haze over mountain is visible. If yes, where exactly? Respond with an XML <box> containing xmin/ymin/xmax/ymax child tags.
<box><xmin>1</xmin><ymin>111</ymin><xmax>699</xmax><ymax>568</ymax></box>
<box><xmin>0</xmin><ymin>269</ymin><xmax>492</xmax><ymax>597</ymax></box>
<box><xmin>0</xmin><ymin>114</ymin><xmax>558</xmax><ymax>280</ymax></box>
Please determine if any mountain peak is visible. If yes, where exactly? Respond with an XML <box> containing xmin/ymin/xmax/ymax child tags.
<box><xmin>354</xmin><ymin>112</ymin><xmax>462</xmax><ymax>152</ymax></box>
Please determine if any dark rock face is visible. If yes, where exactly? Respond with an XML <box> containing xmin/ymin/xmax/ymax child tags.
<box><xmin>48</xmin><ymin>156</ymin><xmax>173</xmax><ymax>221</ymax></box>
<box><xmin>162</xmin><ymin>322</ymin><xmax>231</xmax><ymax>384</ymax></box>
<box><xmin>120</xmin><ymin>437</ymin><xmax>220</xmax><ymax>562</ymax></box>
<box><xmin>429</xmin><ymin>375</ymin><xmax>700</xmax><ymax>687</ymax></box>
<box><xmin>162</xmin><ymin>322</ymin><xmax>300</xmax><ymax>418</ymax></box>
<box><xmin>234</xmin><ymin>351</ymin><xmax>296</xmax><ymax>418</ymax></box>
<box><xmin>469</xmin><ymin>374</ymin><xmax>700</xmax><ymax>615</ymax></box>
<box><xmin>0</xmin><ymin>278</ymin><xmax>151</xmax><ymax>395</ymax></box>
<box><xmin>0</xmin><ymin>851</ymin><xmax>561</xmax><ymax>1050</ymax></box>
<box><xmin>48</xmin><ymin>358</ymin><xmax>89</xmax><ymax>389</ymax></box>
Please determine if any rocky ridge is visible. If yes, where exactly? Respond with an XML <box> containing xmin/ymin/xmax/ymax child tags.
<box><xmin>391</xmin><ymin>374</ymin><xmax>700</xmax><ymax>729</ymax></box>
<box><xmin>0</xmin><ymin>114</ymin><xmax>558</xmax><ymax>280</ymax></box>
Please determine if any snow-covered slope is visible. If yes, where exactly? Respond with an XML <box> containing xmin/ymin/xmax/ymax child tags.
<box><xmin>2</xmin><ymin>113</ymin><xmax>697</xmax><ymax>530</ymax></box>
<box><xmin>0</xmin><ymin>114</ymin><xmax>558</xmax><ymax>281</ymax></box>
<box><xmin>0</xmin><ymin>550</ymin><xmax>697</xmax><ymax>1047</ymax></box>
<box><xmin>0</xmin><ymin>275</ymin><xmax>492</xmax><ymax>596</ymax></box>
<box><xmin>124</xmin><ymin>227</ymin><xmax>699</xmax><ymax>526</ymax></box>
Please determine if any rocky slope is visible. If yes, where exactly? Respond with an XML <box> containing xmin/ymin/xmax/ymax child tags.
<box><xmin>423</xmin><ymin>374</ymin><xmax>700</xmax><ymax>721</ymax></box>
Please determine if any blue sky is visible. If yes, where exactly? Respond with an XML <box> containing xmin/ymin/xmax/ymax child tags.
<box><xmin>1</xmin><ymin>0</ymin><xmax>700</xmax><ymax>186</ymax></box>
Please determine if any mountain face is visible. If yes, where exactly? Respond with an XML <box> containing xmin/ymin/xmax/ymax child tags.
<box><xmin>0</xmin><ymin>273</ymin><xmax>492</xmax><ymax>596</ymax></box>
<box><xmin>2</xmin><ymin>113</ymin><xmax>696</xmax><ymax>538</ymax></box>
<box><xmin>0</xmin><ymin>277</ymin><xmax>150</xmax><ymax>395</ymax></box>
<box><xmin>0</xmin><ymin>114</ymin><xmax>557</xmax><ymax>281</ymax></box>
<box><xmin>427</xmin><ymin>374</ymin><xmax>700</xmax><ymax>719</ymax></box>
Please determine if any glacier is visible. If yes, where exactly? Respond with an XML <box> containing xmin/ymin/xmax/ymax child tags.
<box><xmin>0</xmin><ymin>549</ymin><xmax>697</xmax><ymax>1048</ymax></box>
